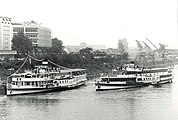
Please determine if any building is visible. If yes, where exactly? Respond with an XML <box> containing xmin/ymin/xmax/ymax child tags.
<box><xmin>0</xmin><ymin>16</ymin><xmax>16</xmax><ymax>60</ymax></box>
<box><xmin>80</xmin><ymin>42</ymin><xmax>87</xmax><ymax>49</ymax></box>
<box><xmin>0</xmin><ymin>16</ymin><xmax>13</xmax><ymax>50</ymax></box>
<box><xmin>65</xmin><ymin>45</ymin><xmax>81</xmax><ymax>53</ymax></box>
<box><xmin>118</xmin><ymin>38</ymin><xmax>128</xmax><ymax>53</ymax></box>
<box><xmin>93</xmin><ymin>50</ymin><xmax>106</xmax><ymax>59</ymax></box>
<box><xmin>12</xmin><ymin>21</ymin><xmax>51</xmax><ymax>48</ymax></box>
<box><xmin>107</xmin><ymin>48</ymin><xmax>120</xmax><ymax>55</ymax></box>
<box><xmin>0</xmin><ymin>50</ymin><xmax>17</xmax><ymax>60</ymax></box>
<box><xmin>65</xmin><ymin>43</ymin><xmax>106</xmax><ymax>53</ymax></box>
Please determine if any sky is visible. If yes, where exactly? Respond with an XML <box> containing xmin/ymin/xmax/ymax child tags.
<box><xmin>0</xmin><ymin>0</ymin><xmax>177</xmax><ymax>49</ymax></box>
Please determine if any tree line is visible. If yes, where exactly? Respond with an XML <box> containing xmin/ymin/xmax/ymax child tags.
<box><xmin>0</xmin><ymin>32</ymin><xmax>129</xmax><ymax>80</ymax></box>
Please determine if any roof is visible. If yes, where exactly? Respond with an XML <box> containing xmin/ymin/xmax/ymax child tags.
<box><xmin>61</xmin><ymin>69</ymin><xmax>86</xmax><ymax>73</ymax></box>
<box><xmin>10</xmin><ymin>68</ymin><xmax>86</xmax><ymax>76</ymax></box>
<box><xmin>0</xmin><ymin>16</ymin><xmax>12</xmax><ymax>19</ymax></box>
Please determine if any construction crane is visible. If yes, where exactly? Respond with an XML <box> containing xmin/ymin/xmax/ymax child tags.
<box><xmin>159</xmin><ymin>43</ymin><xmax>167</xmax><ymax>51</ymax></box>
<box><xmin>146</xmin><ymin>38</ymin><xmax>159</xmax><ymax>50</ymax></box>
<box><xmin>146</xmin><ymin>38</ymin><xmax>169</xmax><ymax>60</ymax></box>
<box><xmin>135</xmin><ymin>40</ymin><xmax>148</xmax><ymax>63</ymax></box>
<box><xmin>142</xmin><ymin>41</ymin><xmax>152</xmax><ymax>50</ymax></box>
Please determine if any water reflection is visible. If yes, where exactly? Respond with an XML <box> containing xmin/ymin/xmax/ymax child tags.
<box><xmin>0</xmin><ymin>96</ymin><xmax>7</xmax><ymax>120</ymax></box>
<box><xmin>0</xmin><ymin>66</ymin><xmax>178</xmax><ymax>120</ymax></box>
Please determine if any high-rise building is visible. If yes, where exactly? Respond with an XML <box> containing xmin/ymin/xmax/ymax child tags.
<box><xmin>0</xmin><ymin>16</ymin><xmax>13</xmax><ymax>50</ymax></box>
<box><xmin>118</xmin><ymin>38</ymin><xmax>128</xmax><ymax>53</ymax></box>
<box><xmin>12</xmin><ymin>21</ymin><xmax>51</xmax><ymax>48</ymax></box>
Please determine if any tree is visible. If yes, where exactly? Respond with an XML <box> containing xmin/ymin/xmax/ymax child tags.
<box><xmin>51</xmin><ymin>38</ymin><xmax>65</xmax><ymax>54</ymax></box>
<box><xmin>79</xmin><ymin>47</ymin><xmax>93</xmax><ymax>55</ymax></box>
<box><xmin>43</xmin><ymin>38</ymin><xmax>65</xmax><ymax>65</ymax></box>
<box><xmin>12</xmin><ymin>32</ymin><xmax>33</xmax><ymax>57</ymax></box>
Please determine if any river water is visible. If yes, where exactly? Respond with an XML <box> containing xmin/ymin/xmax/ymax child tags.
<box><xmin>1</xmin><ymin>66</ymin><xmax>178</xmax><ymax>120</ymax></box>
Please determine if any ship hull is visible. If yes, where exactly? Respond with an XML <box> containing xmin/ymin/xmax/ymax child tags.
<box><xmin>158</xmin><ymin>78</ymin><xmax>173</xmax><ymax>84</ymax></box>
<box><xmin>7</xmin><ymin>81</ymin><xmax>85</xmax><ymax>96</ymax></box>
<box><xmin>95</xmin><ymin>82</ymin><xmax>148</xmax><ymax>91</ymax></box>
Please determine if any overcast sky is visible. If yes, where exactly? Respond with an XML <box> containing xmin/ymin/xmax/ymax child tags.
<box><xmin>0</xmin><ymin>0</ymin><xmax>177</xmax><ymax>49</ymax></box>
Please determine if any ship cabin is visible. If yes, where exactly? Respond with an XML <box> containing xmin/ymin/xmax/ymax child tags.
<box><xmin>101</xmin><ymin>75</ymin><xmax>137</xmax><ymax>84</ymax></box>
<box><xmin>8</xmin><ymin>66</ymin><xmax>86</xmax><ymax>89</ymax></box>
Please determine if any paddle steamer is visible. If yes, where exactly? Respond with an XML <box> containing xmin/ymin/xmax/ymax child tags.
<box><xmin>95</xmin><ymin>63</ymin><xmax>173</xmax><ymax>91</ymax></box>
<box><xmin>6</xmin><ymin>55</ymin><xmax>87</xmax><ymax>96</ymax></box>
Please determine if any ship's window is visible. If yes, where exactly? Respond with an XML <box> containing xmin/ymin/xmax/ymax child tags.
<box><xmin>37</xmin><ymin>74</ymin><xmax>40</xmax><ymax>78</ymax></box>
<box><xmin>25</xmin><ymin>75</ymin><xmax>31</xmax><ymax>78</ymax></box>
<box><xmin>32</xmin><ymin>82</ymin><xmax>34</xmax><ymax>85</ymax></box>
<box><xmin>25</xmin><ymin>82</ymin><xmax>30</xmax><ymax>85</ymax></box>
<box><xmin>102</xmin><ymin>78</ymin><xmax>107</xmax><ymax>81</ymax></box>
<box><xmin>12</xmin><ymin>82</ymin><xmax>15</xmax><ymax>85</ymax></box>
<box><xmin>32</xmin><ymin>75</ymin><xmax>36</xmax><ymax>78</ymax></box>
<box><xmin>44</xmin><ymin>74</ymin><xmax>48</xmax><ymax>77</ymax></box>
<box><xmin>21</xmin><ymin>75</ymin><xmax>24</xmax><ymax>77</ymax></box>
<box><xmin>35</xmin><ymin>82</ymin><xmax>38</xmax><ymax>86</ymax></box>
<box><xmin>21</xmin><ymin>82</ymin><xmax>23</xmax><ymax>86</ymax></box>
<box><xmin>13</xmin><ymin>75</ymin><xmax>21</xmax><ymax>78</ymax></box>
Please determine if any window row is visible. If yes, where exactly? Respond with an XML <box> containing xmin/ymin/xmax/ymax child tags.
<box><xmin>3</xmin><ymin>29</ymin><xmax>10</xmax><ymax>32</ymax></box>
<box><xmin>3</xmin><ymin>34</ymin><xmax>10</xmax><ymax>36</ymax></box>
<box><xmin>12</xmin><ymin>80</ymin><xmax>70</xmax><ymax>86</ymax></box>
<box><xmin>3</xmin><ymin>42</ymin><xmax>9</xmax><ymax>44</ymax></box>
<box><xmin>1</xmin><ymin>22</ymin><xmax>11</xmax><ymax>24</ymax></box>
<box><xmin>2</xmin><ymin>18</ymin><xmax>11</xmax><ymax>21</ymax></box>
<box><xmin>3</xmin><ymin>25</ymin><xmax>10</xmax><ymax>28</ymax></box>
<box><xmin>25</xmin><ymin>27</ymin><xmax>38</xmax><ymax>32</ymax></box>
<box><xmin>26</xmin><ymin>33</ymin><xmax>38</xmax><ymax>38</ymax></box>
<box><xmin>137</xmin><ymin>77</ymin><xmax>152</xmax><ymax>81</ymax></box>
<box><xmin>13</xmin><ymin>27</ymin><xmax>38</xmax><ymax>32</ymax></box>
<box><xmin>3</xmin><ymin>38</ymin><xmax>9</xmax><ymax>40</ymax></box>
<box><xmin>32</xmin><ymin>39</ymin><xmax>38</xmax><ymax>43</ymax></box>
<box><xmin>13</xmin><ymin>27</ymin><xmax>24</xmax><ymax>32</ymax></box>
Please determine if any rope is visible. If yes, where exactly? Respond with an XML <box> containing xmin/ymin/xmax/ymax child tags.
<box><xmin>29</xmin><ymin>55</ymin><xmax>70</xmax><ymax>69</ymax></box>
<box><xmin>29</xmin><ymin>55</ymin><xmax>44</xmax><ymax>62</ymax></box>
<box><xmin>48</xmin><ymin>60</ymin><xmax>70</xmax><ymax>69</ymax></box>
<box><xmin>8</xmin><ymin>55</ymin><xmax>70</xmax><ymax>77</ymax></box>
<box><xmin>14</xmin><ymin>55</ymin><xmax>30</xmax><ymax>73</ymax></box>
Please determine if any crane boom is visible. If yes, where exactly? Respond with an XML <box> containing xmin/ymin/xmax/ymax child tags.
<box><xmin>146</xmin><ymin>38</ymin><xmax>158</xmax><ymax>50</ymax></box>
<box><xmin>142</xmin><ymin>41</ymin><xmax>152</xmax><ymax>50</ymax></box>
<box><xmin>135</xmin><ymin>40</ymin><xmax>144</xmax><ymax>51</ymax></box>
